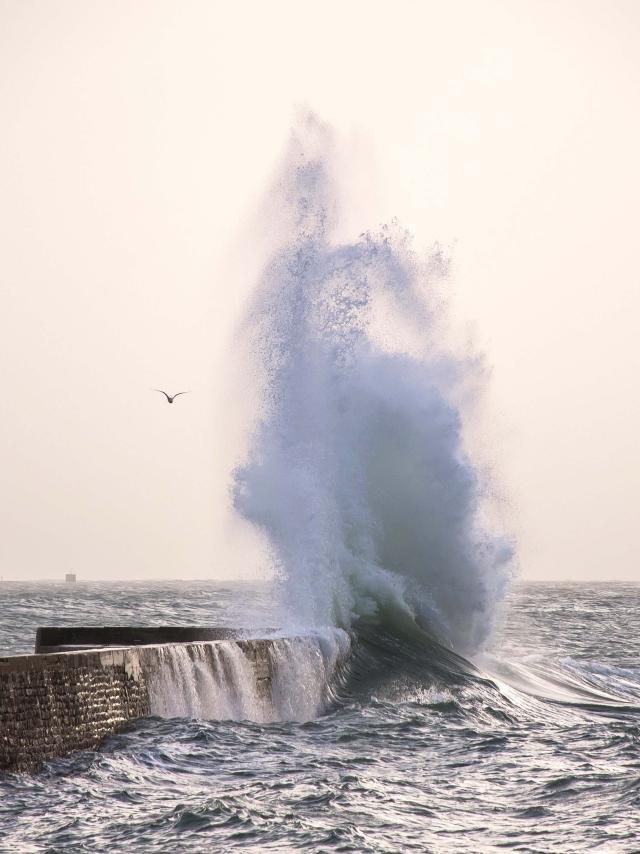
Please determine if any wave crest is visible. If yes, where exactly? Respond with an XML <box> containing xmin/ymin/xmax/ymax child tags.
<box><xmin>233</xmin><ymin>115</ymin><xmax>514</xmax><ymax>653</ymax></box>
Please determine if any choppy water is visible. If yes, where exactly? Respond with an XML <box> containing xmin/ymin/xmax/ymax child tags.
<box><xmin>1</xmin><ymin>580</ymin><xmax>639</xmax><ymax>853</ymax></box>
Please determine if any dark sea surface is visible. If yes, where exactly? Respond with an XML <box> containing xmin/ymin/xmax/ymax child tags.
<box><xmin>0</xmin><ymin>581</ymin><xmax>639</xmax><ymax>853</ymax></box>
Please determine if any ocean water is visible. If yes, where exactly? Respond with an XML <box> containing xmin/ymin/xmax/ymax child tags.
<box><xmin>0</xmin><ymin>580</ymin><xmax>639</xmax><ymax>853</ymax></box>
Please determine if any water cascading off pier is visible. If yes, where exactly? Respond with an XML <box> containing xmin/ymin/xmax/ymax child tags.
<box><xmin>0</xmin><ymin>626</ymin><xmax>351</xmax><ymax>772</ymax></box>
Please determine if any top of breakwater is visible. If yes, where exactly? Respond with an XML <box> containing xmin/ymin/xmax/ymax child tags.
<box><xmin>35</xmin><ymin>626</ymin><xmax>263</xmax><ymax>654</ymax></box>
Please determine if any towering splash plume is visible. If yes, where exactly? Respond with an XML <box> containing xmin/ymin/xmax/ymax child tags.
<box><xmin>233</xmin><ymin>116</ymin><xmax>514</xmax><ymax>653</ymax></box>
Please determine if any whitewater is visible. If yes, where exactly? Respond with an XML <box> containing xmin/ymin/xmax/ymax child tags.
<box><xmin>233</xmin><ymin>115</ymin><xmax>513</xmax><ymax>655</ymax></box>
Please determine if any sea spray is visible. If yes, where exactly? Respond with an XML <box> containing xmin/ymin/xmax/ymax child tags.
<box><xmin>233</xmin><ymin>115</ymin><xmax>514</xmax><ymax>653</ymax></box>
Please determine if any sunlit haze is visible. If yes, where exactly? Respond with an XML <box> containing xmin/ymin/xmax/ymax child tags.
<box><xmin>1</xmin><ymin>0</ymin><xmax>638</xmax><ymax>581</ymax></box>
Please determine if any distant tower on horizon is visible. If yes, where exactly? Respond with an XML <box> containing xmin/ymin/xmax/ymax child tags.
<box><xmin>65</xmin><ymin>573</ymin><xmax>77</xmax><ymax>584</ymax></box>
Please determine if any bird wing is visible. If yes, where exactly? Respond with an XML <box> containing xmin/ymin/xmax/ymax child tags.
<box><xmin>152</xmin><ymin>389</ymin><xmax>171</xmax><ymax>402</ymax></box>
<box><xmin>172</xmin><ymin>391</ymin><xmax>191</xmax><ymax>399</ymax></box>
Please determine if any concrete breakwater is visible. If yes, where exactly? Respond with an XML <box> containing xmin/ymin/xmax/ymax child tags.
<box><xmin>0</xmin><ymin>629</ymin><xmax>350</xmax><ymax>772</ymax></box>
<box><xmin>35</xmin><ymin>625</ymin><xmax>249</xmax><ymax>654</ymax></box>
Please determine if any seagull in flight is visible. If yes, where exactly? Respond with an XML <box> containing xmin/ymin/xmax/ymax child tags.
<box><xmin>152</xmin><ymin>389</ymin><xmax>191</xmax><ymax>404</ymax></box>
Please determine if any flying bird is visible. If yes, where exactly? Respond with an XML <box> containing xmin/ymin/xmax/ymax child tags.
<box><xmin>152</xmin><ymin>389</ymin><xmax>191</xmax><ymax>404</ymax></box>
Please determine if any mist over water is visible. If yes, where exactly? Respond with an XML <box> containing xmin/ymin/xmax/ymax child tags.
<box><xmin>233</xmin><ymin>117</ymin><xmax>514</xmax><ymax>653</ymax></box>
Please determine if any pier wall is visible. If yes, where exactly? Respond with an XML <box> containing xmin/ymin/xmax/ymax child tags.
<box><xmin>0</xmin><ymin>646</ymin><xmax>150</xmax><ymax>772</ymax></box>
<box><xmin>0</xmin><ymin>631</ymin><xmax>349</xmax><ymax>772</ymax></box>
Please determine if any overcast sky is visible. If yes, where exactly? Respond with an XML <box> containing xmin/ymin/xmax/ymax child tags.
<box><xmin>1</xmin><ymin>0</ymin><xmax>639</xmax><ymax>581</ymax></box>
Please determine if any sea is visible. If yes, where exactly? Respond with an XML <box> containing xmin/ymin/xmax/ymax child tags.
<box><xmin>0</xmin><ymin>580</ymin><xmax>639</xmax><ymax>853</ymax></box>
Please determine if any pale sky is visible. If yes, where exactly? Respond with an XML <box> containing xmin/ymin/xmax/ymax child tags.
<box><xmin>1</xmin><ymin>0</ymin><xmax>638</xmax><ymax>581</ymax></box>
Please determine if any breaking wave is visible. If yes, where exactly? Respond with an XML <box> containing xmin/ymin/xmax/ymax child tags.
<box><xmin>232</xmin><ymin>115</ymin><xmax>514</xmax><ymax>655</ymax></box>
